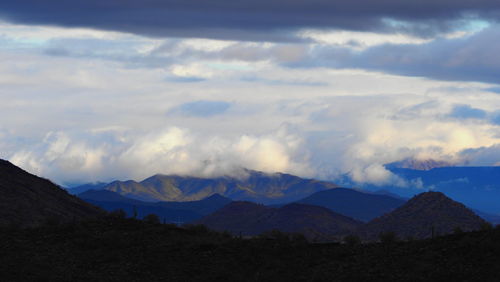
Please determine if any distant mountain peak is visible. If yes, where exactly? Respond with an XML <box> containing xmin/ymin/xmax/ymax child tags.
<box><xmin>102</xmin><ymin>170</ymin><xmax>338</xmax><ymax>204</ymax></box>
<box><xmin>386</xmin><ymin>158</ymin><xmax>454</xmax><ymax>170</ymax></box>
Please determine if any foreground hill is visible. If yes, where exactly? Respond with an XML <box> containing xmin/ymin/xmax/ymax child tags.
<box><xmin>0</xmin><ymin>159</ymin><xmax>103</xmax><ymax>227</ymax></box>
<box><xmin>297</xmin><ymin>188</ymin><xmax>405</xmax><ymax>222</ymax></box>
<box><xmin>79</xmin><ymin>190</ymin><xmax>231</xmax><ymax>223</ymax></box>
<box><xmin>359</xmin><ymin>192</ymin><xmax>487</xmax><ymax>239</ymax></box>
<box><xmin>1</xmin><ymin>217</ymin><xmax>499</xmax><ymax>281</ymax></box>
<box><xmin>102</xmin><ymin>170</ymin><xmax>338</xmax><ymax>204</ymax></box>
<box><xmin>197</xmin><ymin>201</ymin><xmax>362</xmax><ymax>240</ymax></box>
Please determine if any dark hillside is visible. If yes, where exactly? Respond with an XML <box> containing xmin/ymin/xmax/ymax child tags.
<box><xmin>197</xmin><ymin>201</ymin><xmax>362</xmax><ymax>240</ymax></box>
<box><xmin>0</xmin><ymin>159</ymin><xmax>103</xmax><ymax>227</ymax></box>
<box><xmin>359</xmin><ymin>191</ymin><xmax>487</xmax><ymax>239</ymax></box>
<box><xmin>0</xmin><ymin>217</ymin><xmax>499</xmax><ymax>281</ymax></box>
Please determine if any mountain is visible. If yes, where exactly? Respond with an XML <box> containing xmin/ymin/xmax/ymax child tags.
<box><xmin>197</xmin><ymin>201</ymin><xmax>362</xmax><ymax>241</ymax></box>
<box><xmin>156</xmin><ymin>193</ymin><xmax>232</xmax><ymax>215</ymax></box>
<box><xmin>297</xmin><ymin>188</ymin><xmax>406</xmax><ymax>222</ymax></box>
<box><xmin>386</xmin><ymin>158</ymin><xmax>454</xmax><ymax>170</ymax></box>
<box><xmin>359</xmin><ymin>192</ymin><xmax>487</xmax><ymax>240</ymax></box>
<box><xmin>79</xmin><ymin>189</ymin><xmax>141</xmax><ymax>203</ymax></box>
<box><xmin>66</xmin><ymin>182</ymin><xmax>108</xmax><ymax>195</ymax></box>
<box><xmin>78</xmin><ymin>190</ymin><xmax>231</xmax><ymax>223</ymax></box>
<box><xmin>0</xmin><ymin>159</ymin><xmax>103</xmax><ymax>227</ymax></box>
<box><xmin>103</xmin><ymin>170</ymin><xmax>338</xmax><ymax>204</ymax></box>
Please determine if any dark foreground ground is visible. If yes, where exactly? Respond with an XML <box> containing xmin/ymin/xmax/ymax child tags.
<box><xmin>1</xmin><ymin>217</ymin><xmax>499</xmax><ymax>281</ymax></box>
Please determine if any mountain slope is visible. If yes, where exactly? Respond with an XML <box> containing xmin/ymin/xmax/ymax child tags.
<box><xmin>103</xmin><ymin>170</ymin><xmax>338</xmax><ymax>204</ymax></box>
<box><xmin>79</xmin><ymin>189</ymin><xmax>141</xmax><ymax>203</ymax></box>
<box><xmin>197</xmin><ymin>201</ymin><xmax>362</xmax><ymax>240</ymax></box>
<box><xmin>297</xmin><ymin>188</ymin><xmax>405</xmax><ymax>222</ymax></box>
<box><xmin>359</xmin><ymin>191</ymin><xmax>487</xmax><ymax>239</ymax></box>
<box><xmin>79</xmin><ymin>190</ymin><xmax>231</xmax><ymax>223</ymax></box>
<box><xmin>66</xmin><ymin>182</ymin><xmax>107</xmax><ymax>195</ymax></box>
<box><xmin>0</xmin><ymin>159</ymin><xmax>103</xmax><ymax>227</ymax></box>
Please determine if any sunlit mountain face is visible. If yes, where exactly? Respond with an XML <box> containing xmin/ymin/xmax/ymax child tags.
<box><xmin>1</xmin><ymin>1</ymin><xmax>500</xmax><ymax>213</ymax></box>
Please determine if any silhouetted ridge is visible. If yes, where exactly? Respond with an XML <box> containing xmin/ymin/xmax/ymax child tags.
<box><xmin>79</xmin><ymin>189</ymin><xmax>140</xmax><ymax>203</ymax></box>
<box><xmin>0</xmin><ymin>159</ymin><xmax>103</xmax><ymax>227</ymax></box>
<box><xmin>78</xmin><ymin>190</ymin><xmax>232</xmax><ymax>223</ymax></box>
<box><xmin>297</xmin><ymin>188</ymin><xmax>405</xmax><ymax>222</ymax></box>
<box><xmin>197</xmin><ymin>201</ymin><xmax>362</xmax><ymax>240</ymax></box>
<box><xmin>359</xmin><ymin>191</ymin><xmax>487</xmax><ymax>239</ymax></box>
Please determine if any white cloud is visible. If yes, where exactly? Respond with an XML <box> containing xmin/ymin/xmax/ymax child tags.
<box><xmin>1</xmin><ymin>22</ymin><xmax>500</xmax><ymax>188</ymax></box>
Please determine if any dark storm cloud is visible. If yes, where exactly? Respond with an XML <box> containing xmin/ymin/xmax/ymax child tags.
<box><xmin>298</xmin><ymin>27</ymin><xmax>500</xmax><ymax>84</ymax></box>
<box><xmin>1</xmin><ymin>0</ymin><xmax>500</xmax><ymax>41</ymax></box>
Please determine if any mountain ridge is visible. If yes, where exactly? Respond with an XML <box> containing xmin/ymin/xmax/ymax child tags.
<box><xmin>101</xmin><ymin>170</ymin><xmax>339</xmax><ymax>204</ymax></box>
<box><xmin>297</xmin><ymin>188</ymin><xmax>405</xmax><ymax>222</ymax></box>
<box><xmin>197</xmin><ymin>201</ymin><xmax>363</xmax><ymax>241</ymax></box>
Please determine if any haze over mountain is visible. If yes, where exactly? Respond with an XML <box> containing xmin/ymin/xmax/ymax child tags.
<box><xmin>297</xmin><ymin>188</ymin><xmax>406</xmax><ymax>222</ymax></box>
<box><xmin>386</xmin><ymin>158</ymin><xmax>454</xmax><ymax>171</ymax></box>
<box><xmin>378</xmin><ymin>166</ymin><xmax>500</xmax><ymax>214</ymax></box>
<box><xmin>0</xmin><ymin>159</ymin><xmax>103</xmax><ymax>227</ymax></box>
<box><xmin>79</xmin><ymin>190</ymin><xmax>231</xmax><ymax>223</ymax></box>
<box><xmin>95</xmin><ymin>170</ymin><xmax>338</xmax><ymax>204</ymax></box>
<box><xmin>197</xmin><ymin>201</ymin><xmax>362</xmax><ymax>241</ymax></box>
<box><xmin>359</xmin><ymin>192</ymin><xmax>487</xmax><ymax>240</ymax></box>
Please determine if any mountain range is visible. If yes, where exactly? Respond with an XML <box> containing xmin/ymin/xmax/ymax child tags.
<box><xmin>195</xmin><ymin>191</ymin><xmax>487</xmax><ymax>241</ymax></box>
<box><xmin>0</xmin><ymin>159</ymin><xmax>103</xmax><ymax>227</ymax></box>
<box><xmin>196</xmin><ymin>201</ymin><xmax>363</xmax><ymax>241</ymax></box>
<box><xmin>79</xmin><ymin>189</ymin><xmax>231</xmax><ymax>223</ymax></box>
<box><xmin>71</xmin><ymin>170</ymin><xmax>338</xmax><ymax>204</ymax></box>
<box><xmin>297</xmin><ymin>188</ymin><xmax>405</xmax><ymax>222</ymax></box>
<box><xmin>0</xmin><ymin>159</ymin><xmax>493</xmax><ymax>241</ymax></box>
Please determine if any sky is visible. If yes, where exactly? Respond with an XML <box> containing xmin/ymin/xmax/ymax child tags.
<box><xmin>1</xmin><ymin>1</ymin><xmax>500</xmax><ymax>186</ymax></box>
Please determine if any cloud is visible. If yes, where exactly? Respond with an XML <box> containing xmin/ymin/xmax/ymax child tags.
<box><xmin>448</xmin><ymin>104</ymin><xmax>488</xmax><ymax>119</ymax></box>
<box><xmin>4</xmin><ymin>20</ymin><xmax>500</xmax><ymax>85</ymax></box>
<box><xmin>1</xmin><ymin>22</ymin><xmax>500</xmax><ymax>188</ymax></box>
<box><xmin>298</xmin><ymin>26</ymin><xmax>500</xmax><ymax>84</ymax></box>
<box><xmin>460</xmin><ymin>144</ymin><xmax>500</xmax><ymax>166</ymax></box>
<box><xmin>168</xmin><ymin>100</ymin><xmax>232</xmax><ymax>117</ymax></box>
<box><xmin>1</xmin><ymin>0</ymin><xmax>500</xmax><ymax>41</ymax></box>
<box><xmin>7</xmin><ymin>126</ymin><xmax>313</xmax><ymax>185</ymax></box>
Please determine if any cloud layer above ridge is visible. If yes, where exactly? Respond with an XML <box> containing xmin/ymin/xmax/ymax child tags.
<box><xmin>0</xmin><ymin>4</ymin><xmax>499</xmax><ymax>187</ymax></box>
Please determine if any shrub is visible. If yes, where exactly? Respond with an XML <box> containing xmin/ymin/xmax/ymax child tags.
<box><xmin>109</xmin><ymin>209</ymin><xmax>127</xmax><ymax>219</ymax></box>
<box><xmin>259</xmin><ymin>229</ymin><xmax>290</xmax><ymax>242</ymax></box>
<box><xmin>480</xmin><ymin>222</ymin><xmax>493</xmax><ymax>231</ymax></box>
<box><xmin>453</xmin><ymin>226</ymin><xmax>463</xmax><ymax>234</ymax></box>
<box><xmin>379</xmin><ymin>231</ymin><xmax>398</xmax><ymax>244</ymax></box>
<box><xmin>343</xmin><ymin>234</ymin><xmax>361</xmax><ymax>247</ymax></box>
<box><xmin>143</xmin><ymin>214</ymin><xmax>160</xmax><ymax>224</ymax></box>
<box><xmin>185</xmin><ymin>224</ymin><xmax>210</xmax><ymax>234</ymax></box>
